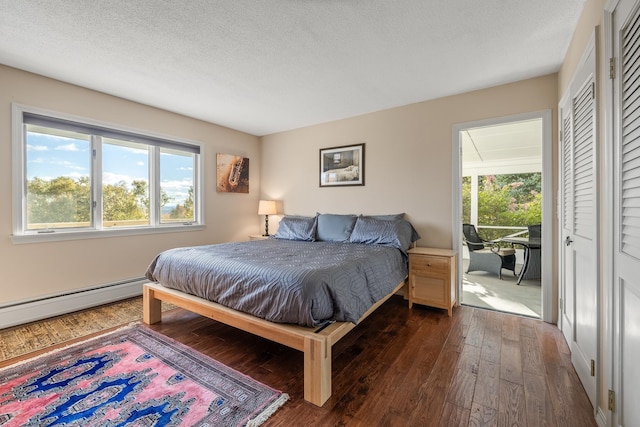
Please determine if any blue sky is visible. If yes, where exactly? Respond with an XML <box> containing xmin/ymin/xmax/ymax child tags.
<box><xmin>26</xmin><ymin>131</ymin><xmax>193</xmax><ymax>206</ymax></box>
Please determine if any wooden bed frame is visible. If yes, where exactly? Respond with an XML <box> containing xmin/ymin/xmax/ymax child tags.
<box><xmin>143</xmin><ymin>279</ymin><xmax>406</xmax><ymax>406</ymax></box>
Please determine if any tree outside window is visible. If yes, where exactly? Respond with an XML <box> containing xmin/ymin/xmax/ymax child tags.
<box><xmin>463</xmin><ymin>173</ymin><xmax>542</xmax><ymax>241</ymax></box>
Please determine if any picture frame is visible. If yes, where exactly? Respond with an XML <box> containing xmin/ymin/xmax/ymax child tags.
<box><xmin>319</xmin><ymin>143</ymin><xmax>365</xmax><ymax>187</ymax></box>
<box><xmin>216</xmin><ymin>153</ymin><xmax>250</xmax><ymax>193</ymax></box>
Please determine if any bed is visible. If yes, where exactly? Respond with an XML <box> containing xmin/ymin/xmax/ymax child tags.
<box><xmin>143</xmin><ymin>213</ymin><xmax>419</xmax><ymax>406</ymax></box>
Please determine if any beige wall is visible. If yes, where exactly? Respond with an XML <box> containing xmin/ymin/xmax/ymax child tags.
<box><xmin>261</xmin><ymin>74</ymin><xmax>558</xmax><ymax>249</ymax></box>
<box><xmin>0</xmin><ymin>65</ymin><xmax>261</xmax><ymax>305</ymax></box>
<box><xmin>558</xmin><ymin>0</ymin><xmax>607</xmax><ymax>97</ymax></box>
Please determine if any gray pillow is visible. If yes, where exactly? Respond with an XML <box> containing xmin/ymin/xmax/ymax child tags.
<box><xmin>316</xmin><ymin>213</ymin><xmax>357</xmax><ymax>242</ymax></box>
<box><xmin>274</xmin><ymin>215</ymin><xmax>317</xmax><ymax>241</ymax></box>
<box><xmin>349</xmin><ymin>216</ymin><xmax>421</xmax><ymax>251</ymax></box>
<box><xmin>363</xmin><ymin>213</ymin><xmax>405</xmax><ymax>221</ymax></box>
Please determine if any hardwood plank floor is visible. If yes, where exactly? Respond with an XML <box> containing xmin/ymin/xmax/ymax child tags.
<box><xmin>0</xmin><ymin>296</ymin><xmax>596</xmax><ymax>426</ymax></box>
<box><xmin>0</xmin><ymin>298</ymin><xmax>174</xmax><ymax>362</ymax></box>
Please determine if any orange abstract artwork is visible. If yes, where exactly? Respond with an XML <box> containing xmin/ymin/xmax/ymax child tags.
<box><xmin>216</xmin><ymin>153</ymin><xmax>249</xmax><ymax>193</ymax></box>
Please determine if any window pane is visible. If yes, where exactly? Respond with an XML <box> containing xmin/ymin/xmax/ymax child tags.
<box><xmin>102</xmin><ymin>138</ymin><xmax>149</xmax><ymax>228</ymax></box>
<box><xmin>160</xmin><ymin>148</ymin><xmax>195</xmax><ymax>224</ymax></box>
<box><xmin>25</xmin><ymin>125</ymin><xmax>91</xmax><ymax>230</ymax></box>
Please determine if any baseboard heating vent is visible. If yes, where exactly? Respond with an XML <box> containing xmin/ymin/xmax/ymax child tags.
<box><xmin>0</xmin><ymin>278</ymin><xmax>146</xmax><ymax>329</ymax></box>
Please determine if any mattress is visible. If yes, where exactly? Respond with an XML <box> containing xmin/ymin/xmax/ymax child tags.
<box><xmin>145</xmin><ymin>239</ymin><xmax>407</xmax><ymax>327</ymax></box>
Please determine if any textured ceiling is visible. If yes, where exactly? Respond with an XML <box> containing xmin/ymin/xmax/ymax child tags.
<box><xmin>0</xmin><ymin>1</ymin><xmax>585</xmax><ymax>136</ymax></box>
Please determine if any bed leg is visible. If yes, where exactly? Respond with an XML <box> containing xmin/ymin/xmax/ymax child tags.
<box><xmin>143</xmin><ymin>285</ymin><xmax>162</xmax><ymax>325</ymax></box>
<box><xmin>303</xmin><ymin>335</ymin><xmax>331</xmax><ymax>406</ymax></box>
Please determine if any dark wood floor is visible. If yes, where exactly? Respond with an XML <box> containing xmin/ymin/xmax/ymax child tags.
<box><xmin>0</xmin><ymin>296</ymin><xmax>596</xmax><ymax>426</ymax></box>
<box><xmin>142</xmin><ymin>296</ymin><xmax>596</xmax><ymax>427</ymax></box>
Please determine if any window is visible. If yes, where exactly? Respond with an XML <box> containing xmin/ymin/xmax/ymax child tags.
<box><xmin>12</xmin><ymin>104</ymin><xmax>203</xmax><ymax>242</ymax></box>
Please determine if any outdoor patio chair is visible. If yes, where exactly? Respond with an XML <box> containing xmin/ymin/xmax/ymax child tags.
<box><xmin>528</xmin><ymin>223</ymin><xmax>541</xmax><ymax>239</ymax></box>
<box><xmin>462</xmin><ymin>223</ymin><xmax>517</xmax><ymax>280</ymax></box>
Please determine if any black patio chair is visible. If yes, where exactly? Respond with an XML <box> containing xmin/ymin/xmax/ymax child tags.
<box><xmin>528</xmin><ymin>223</ymin><xmax>541</xmax><ymax>239</ymax></box>
<box><xmin>462</xmin><ymin>223</ymin><xmax>517</xmax><ymax>279</ymax></box>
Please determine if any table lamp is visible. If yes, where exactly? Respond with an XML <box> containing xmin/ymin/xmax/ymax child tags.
<box><xmin>258</xmin><ymin>200</ymin><xmax>277</xmax><ymax>236</ymax></box>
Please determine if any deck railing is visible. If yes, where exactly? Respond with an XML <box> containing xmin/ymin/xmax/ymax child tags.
<box><xmin>475</xmin><ymin>225</ymin><xmax>528</xmax><ymax>242</ymax></box>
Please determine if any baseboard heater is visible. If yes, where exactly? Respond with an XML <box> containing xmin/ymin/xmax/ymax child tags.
<box><xmin>0</xmin><ymin>278</ymin><xmax>146</xmax><ymax>330</ymax></box>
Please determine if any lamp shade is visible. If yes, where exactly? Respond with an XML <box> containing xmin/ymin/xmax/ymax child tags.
<box><xmin>258</xmin><ymin>200</ymin><xmax>277</xmax><ymax>215</ymax></box>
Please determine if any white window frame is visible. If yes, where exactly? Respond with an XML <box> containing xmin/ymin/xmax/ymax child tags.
<box><xmin>11</xmin><ymin>103</ymin><xmax>205</xmax><ymax>244</ymax></box>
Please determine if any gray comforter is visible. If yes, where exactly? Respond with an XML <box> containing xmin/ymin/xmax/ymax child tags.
<box><xmin>145</xmin><ymin>239</ymin><xmax>407</xmax><ymax>327</ymax></box>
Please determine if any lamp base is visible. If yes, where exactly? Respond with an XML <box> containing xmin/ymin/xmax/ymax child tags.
<box><xmin>263</xmin><ymin>215</ymin><xmax>270</xmax><ymax>237</ymax></box>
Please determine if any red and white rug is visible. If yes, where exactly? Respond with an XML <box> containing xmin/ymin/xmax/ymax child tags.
<box><xmin>0</xmin><ymin>324</ymin><xmax>288</xmax><ymax>426</ymax></box>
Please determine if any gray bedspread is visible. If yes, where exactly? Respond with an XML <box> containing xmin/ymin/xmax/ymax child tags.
<box><xmin>145</xmin><ymin>239</ymin><xmax>407</xmax><ymax>327</ymax></box>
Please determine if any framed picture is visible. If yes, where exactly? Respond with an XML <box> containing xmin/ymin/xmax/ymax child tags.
<box><xmin>216</xmin><ymin>153</ymin><xmax>249</xmax><ymax>193</ymax></box>
<box><xmin>319</xmin><ymin>143</ymin><xmax>365</xmax><ymax>187</ymax></box>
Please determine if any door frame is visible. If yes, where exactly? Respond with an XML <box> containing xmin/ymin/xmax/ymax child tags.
<box><xmin>602</xmin><ymin>8</ymin><xmax>614</xmax><ymax>426</ymax></box>
<box><xmin>452</xmin><ymin>110</ymin><xmax>553</xmax><ymax>323</ymax></box>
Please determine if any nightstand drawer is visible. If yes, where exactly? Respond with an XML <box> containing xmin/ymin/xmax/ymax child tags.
<box><xmin>407</xmin><ymin>247</ymin><xmax>457</xmax><ymax>316</ymax></box>
<box><xmin>410</xmin><ymin>256</ymin><xmax>449</xmax><ymax>276</ymax></box>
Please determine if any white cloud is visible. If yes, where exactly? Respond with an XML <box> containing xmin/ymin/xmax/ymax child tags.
<box><xmin>64</xmin><ymin>162</ymin><xmax>85</xmax><ymax>171</ymax></box>
<box><xmin>56</xmin><ymin>143</ymin><xmax>80</xmax><ymax>152</ymax></box>
<box><xmin>103</xmin><ymin>171</ymin><xmax>148</xmax><ymax>186</ymax></box>
<box><xmin>161</xmin><ymin>179</ymin><xmax>192</xmax><ymax>190</ymax></box>
<box><xmin>161</xmin><ymin>179</ymin><xmax>192</xmax><ymax>203</ymax></box>
<box><xmin>29</xmin><ymin>157</ymin><xmax>86</xmax><ymax>171</ymax></box>
<box><xmin>27</xmin><ymin>144</ymin><xmax>49</xmax><ymax>151</ymax></box>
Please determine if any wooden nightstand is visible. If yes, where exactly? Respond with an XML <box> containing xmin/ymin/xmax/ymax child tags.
<box><xmin>249</xmin><ymin>234</ymin><xmax>269</xmax><ymax>241</ymax></box>
<box><xmin>407</xmin><ymin>247</ymin><xmax>457</xmax><ymax>316</ymax></box>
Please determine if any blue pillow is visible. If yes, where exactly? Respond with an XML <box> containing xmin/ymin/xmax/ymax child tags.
<box><xmin>316</xmin><ymin>214</ymin><xmax>357</xmax><ymax>242</ymax></box>
<box><xmin>274</xmin><ymin>215</ymin><xmax>317</xmax><ymax>241</ymax></box>
<box><xmin>363</xmin><ymin>213</ymin><xmax>405</xmax><ymax>221</ymax></box>
<box><xmin>349</xmin><ymin>216</ymin><xmax>420</xmax><ymax>251</ymax></box>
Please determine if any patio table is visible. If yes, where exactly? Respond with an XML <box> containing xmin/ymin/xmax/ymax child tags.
<box><xmin>500</xmin><ymin>237</ymin><xmax>541</xmax><ymax>285</ymax></box>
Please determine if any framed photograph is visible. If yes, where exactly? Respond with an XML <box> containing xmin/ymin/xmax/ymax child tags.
<box><xmin>319</xmin><ymin>143</ymin><xmax>365</xmax><ymax>187</ymax></box>
<box><xmin>216</xmin><ymin>153</ymin><xmax>249</xmax><ymax>193</ymax></box>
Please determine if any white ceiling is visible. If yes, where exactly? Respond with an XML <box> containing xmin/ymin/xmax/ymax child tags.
<box><xmin>0</xmin><ymin>1</ymin><xmax>585</xmax><ymax>136</ymax></box>
<box><xmin>462</xmin><ymin>119</ymin><xmax>542</xmax><ymax>174</ymax></box>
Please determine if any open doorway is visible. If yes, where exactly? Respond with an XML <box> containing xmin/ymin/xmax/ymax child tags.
<box><xmin>452</xmin><ymin>111</ymin><xmax>553</xmax><ymax>322</ymax></box>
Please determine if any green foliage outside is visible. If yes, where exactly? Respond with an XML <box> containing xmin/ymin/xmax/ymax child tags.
<box><xmin>463</xmin><ymin>173</ymin><xmax>542</xmax><ymax>242</ymax></box>
<box><xmin>169</xmin><ymin>187</ymin><xmax>194</xmax><ymax>220</ymax></box>
<box><xmin>27</xmin><ymin>176</ymin><xmax>194</xmax><ymax>228</ymax></box>
<box><xmin>28</xmin><ymin>177</ymin><xmax>91</xmax><ymax>226</ymax></box>
<box><xmin>102</xmin><ymin>181</ymin><xmax>148</xmax><ymax>222</ymax></box>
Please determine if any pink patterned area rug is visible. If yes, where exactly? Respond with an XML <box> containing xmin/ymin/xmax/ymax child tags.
<box><xmin>0</xmin><ymin>324</ymin><xmax>288</xmax><ymax>426</ymax></box>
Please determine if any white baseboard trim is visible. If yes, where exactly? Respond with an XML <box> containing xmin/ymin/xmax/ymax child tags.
<box><xmin>0</xmin><ymin>278</ymin><xmax>145</xmax><ymax>329</ymax></box>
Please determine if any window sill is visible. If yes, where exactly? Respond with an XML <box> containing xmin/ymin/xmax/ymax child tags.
<box><xmin>11</xmin><ymin>224</ymin><xmax>205</xmax><ymax>244</ymax></box>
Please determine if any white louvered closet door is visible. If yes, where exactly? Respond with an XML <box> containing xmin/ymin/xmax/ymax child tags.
<box><xmin>559</xmin><ymin>99</ymin><xmax>575</xmax><ymax>347</ymax></box>
<box><xmin>612</xmin><ymin>0</ymin><xmax>640</xmax><ymax>425</ymax></box>
<box><xmin>558</xmin><ymin>37</ymin><xmax>597</xmax><ymax>408</ymax></box>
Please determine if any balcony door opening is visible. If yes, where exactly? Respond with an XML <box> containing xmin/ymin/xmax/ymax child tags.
<box><xmin>452</xmin><ymin>111</ymin><xmax>552</xmax><ymax>321</ymax></box>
